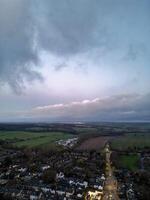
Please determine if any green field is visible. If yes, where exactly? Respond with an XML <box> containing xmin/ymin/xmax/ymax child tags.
<box><xmin>74</xmin><ymin>127</ymin><xmax>98</xmax><ymax>134</ymax></box>
<box><xmin>111</xmin><ymin>133</ymin><xmax>150</xmax><ymax>150</ymax></box>
<box><xmin>119</xmin><ymin>154</ymin><xmax>139</xmax><ymax>171</ymax></box>
<box><xmin>0</xmin><ymin>131</ymin><xmax>74</xmax><ymax>148</ymax></box>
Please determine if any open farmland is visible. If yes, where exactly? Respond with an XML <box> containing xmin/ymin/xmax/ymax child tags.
<box><xmin>111</xmin><ymin>133</ymin><xmax>150</xmax><ymax>150</ymax></box>
<box><xmin>0</xmin><ymin>131</ymin><xmax>74</xmax><ymax>148</ymax></box>
<box><xmin>119</xmin><ymin>154</ymin><xmax>139</xmax><ymax>171</ymax></box>
<box><xmin>77</xmin><ymin>136</ymin><xmax>113</xmax><ymax>150</ymax></box>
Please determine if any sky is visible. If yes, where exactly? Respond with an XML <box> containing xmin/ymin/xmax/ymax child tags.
<box><xmin>0</xmin><ymin>0</ymin><xmax>150</xmax><ymax>122</ymax></box>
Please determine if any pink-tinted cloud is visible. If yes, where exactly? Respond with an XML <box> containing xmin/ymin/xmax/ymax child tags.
<box><xmin>21</xmin><ymin>93</ymin><xmax>149</xmax><ymax>121</ymax></box>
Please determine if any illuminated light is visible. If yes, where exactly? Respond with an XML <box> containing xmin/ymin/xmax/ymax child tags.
<box><xmin>85</xmin><ymin>189</ymin><xmax>103</xmax><ymax>200</ymax></box>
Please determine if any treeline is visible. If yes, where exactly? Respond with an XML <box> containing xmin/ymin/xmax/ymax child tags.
<box><xmin>0</xmin><ymin>123</ymin><xmax>78</xmax><ymax>135</ymax></box>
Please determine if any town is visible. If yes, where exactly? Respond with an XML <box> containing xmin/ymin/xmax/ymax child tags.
<box><xmin>0</xmin><ymin>123</ymin><xmax>150</xmax><ymax>199</ymax></box>
<box><xmin>0</xmin><ymin>136</ymin><xmax>150</xmax><ymax>199</ymax></box>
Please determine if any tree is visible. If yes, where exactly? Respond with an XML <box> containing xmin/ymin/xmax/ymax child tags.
<box><xmin>42</xmin><ymin>169</ymin><xmax>56</xmax><ymax>184</ymax></box>
<box><xmin>3</xmin><ymin>157</ymin><xmax>12</xmax><ymax>167</ymax></box>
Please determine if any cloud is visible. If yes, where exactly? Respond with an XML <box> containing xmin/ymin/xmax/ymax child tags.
<box><xmin>0</xmin><ymin>0</ymin><xmax>110</xmax><ymax>92</ymax></box>
<box><xmin>123</xmin><ymin>43</ymin><xmax>147</xmax><ymax>61</ymax></box>
<box><xmin>0</xmin><ymin>0</ymin><xmax>42</xmax><ymax>93</ymax></box>
<box><xmin>0</xmin><ymin>0</ymin><xmax>150</xmax><ymax>93</ymax></box>
<box><xmin>22</xmin><ymin>93</ymin><xmax>150</xmax><ymax>122</ymax></box>
<box><xmin>33</xmin><ymin>0</ymin><xmax>110</xmax><ymax>56</ymax></box>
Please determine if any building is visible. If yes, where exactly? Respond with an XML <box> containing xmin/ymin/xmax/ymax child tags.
<box><xmin>84</xmin><ymin>143</ymin><xmax>120</xmax><ymax>200</ymax></box>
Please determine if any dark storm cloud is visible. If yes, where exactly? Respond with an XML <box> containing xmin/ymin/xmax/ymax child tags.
<box><xmin>0</xmin><ymin>0</ymin><xmax>150</xmax><ymax>92</ymax></box>
<box><xmin>33</xmin><ymin>0</ymin><xmax>110</xmax><ymax>56</ymax></box>
<box><xmin>0</xmin><ymin>0</ymin><xmax>112</xmax><ymax>92</ymax></box>
<box><xmin>0</xmin><ymin>0</ymin><xmax>42</xmax><ymax>93</ymax></box>
<box><xmin>0</xmin><ymin>0</ymin><xmax>109</xmax><ymax>91</ymax></box>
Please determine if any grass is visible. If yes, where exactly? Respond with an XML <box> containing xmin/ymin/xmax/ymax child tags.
<box><xmin>119</xmin><ymin>154</ymin><xmax>139</xmax><ymax>171</ymax></box>
<box><xmin>111</xmin><ymin>133</ymin><xmax>150</xmax><ymax>150</ymax></box>
<box><xmin>74</xmin><ymin>127</ymin><xmax>98</xmax><ymax>134</ymax></box>
<box><xmin>0</xmin><ymin>131</ymin><xmax>74</xmax><ymax>148</ymax></box>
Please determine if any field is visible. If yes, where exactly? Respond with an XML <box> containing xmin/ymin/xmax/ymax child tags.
<box><xmin>0</xmin><ymin>123</ymin><xmax>150</xmax><ymax>150</ymax></box>
<box><xmin>111</xmin><ymin>133</ymin><xmax>150</xmax><ymax>150</ymax></box>
<box><xmin>77</xmin><ymin>136</ymin><xmax>112</xmax><ymax>150</ymax></box>
<box><xmin>119</xmin><ymin>154</ymin><xmax>139</xmax><ymax>171</ymax></box>
<box><xmin>0</xmin><ymin>131</ymin><xmax>74</xmax><ymax>148</ymax></box>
